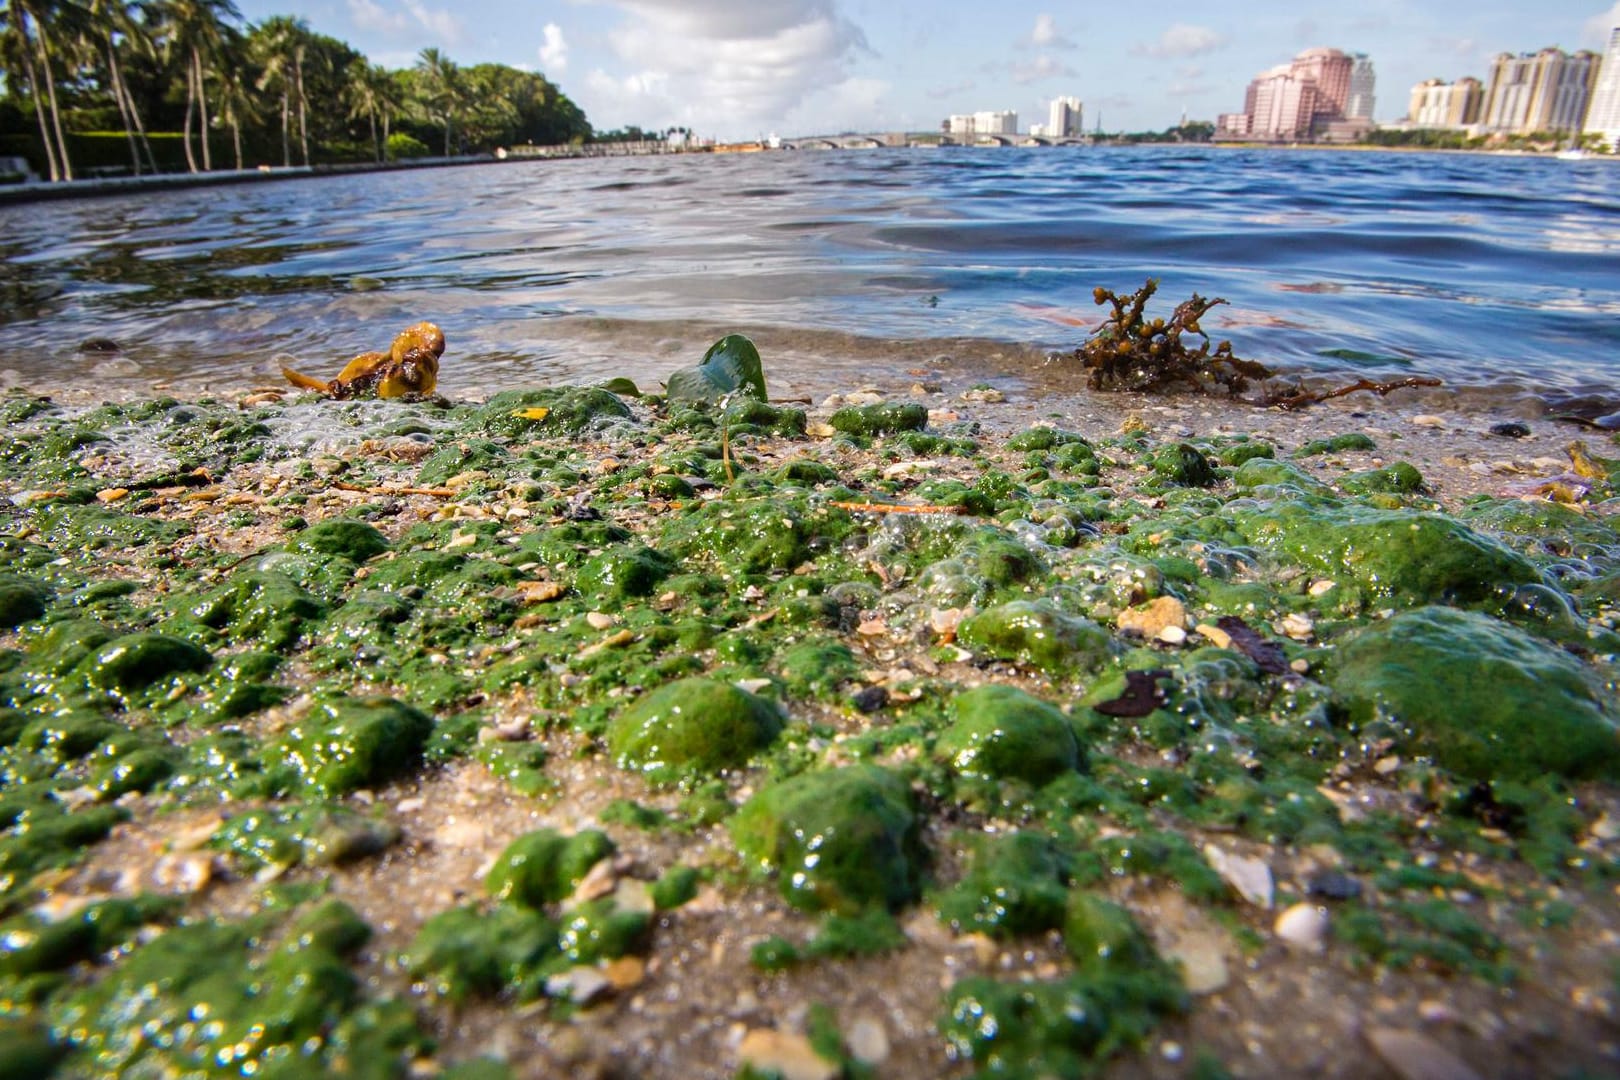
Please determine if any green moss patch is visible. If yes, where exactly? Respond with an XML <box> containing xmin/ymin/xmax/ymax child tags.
<box><xmin>608</xmin><ymin>677</ymin><xmax>784</xmax><ymax>784</ymax></box>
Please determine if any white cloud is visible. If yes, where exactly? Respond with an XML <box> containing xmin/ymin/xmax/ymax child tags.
<box><xmin>539</xmin><ymin>23</ymin><xmax>568</xmax><ymax>72</ymax></box>
<box><xmin>347</xmin><ymin>0</ymin><xmax>409</xmax><ymax>35</ymax></box>
<box><xmin>1010</xmin><ymin>54</ymin><xmax>1076</xmax><ymax>85</ymax></box>
<box><xmin>1586</xmin><ymin>4</ymin><xmax>1620</xmax><ymax>44</ymax></box>
<box><xmin>577</xmin><ymin>0</ymin><xmax>872</xmax><ymax>139</ymax></box>
<box><xmin>403</xmin><ymin>0</ymin><xmax>464</xmax><ymax>44</ymax></box>
<box><xmin>1133</xmin><ymin>23</ymin><xmax>1228</xmax><ymax>60</ymax></box>
<box><xmin>1027</xmin><ymin>14</ymin><xmax>1074</xmax><ymax>50</ymax></box>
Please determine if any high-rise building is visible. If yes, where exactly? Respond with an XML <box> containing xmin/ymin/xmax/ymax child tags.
<box><xmin>1482</xmin><ymin>48</ymin><xmax>1601</xmax><ymax>134</ymax></box>
<box><xmin>944</xmin><ymin>111</ymin><xmax>1019</xmax><ymax>137</ymax></box>
<box><xmin>1407</xmin><ymin>77</ymin><xmax>1483</xmax><ymax>128</ymax></box>
<box><xmin>1347</xmin><ymin>54</ymin><xmax>1377</xmax><ymax>119</ymax></box>
<box><xmin>1047</xmin><ymin>96</ymin><xmax>1083</xmax><ymax>138</ymax></box>
<box><xmin>1582</xmin><ymin>28</ymin><xmax>1620</xmax><ymax>148</ymax></box>
<box><xmin>1217</xmin><ymin>47</ymin><xmax>1364</xmax><ymax>140</ymax></box>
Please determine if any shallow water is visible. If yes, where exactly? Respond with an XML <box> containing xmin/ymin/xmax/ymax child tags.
<box><xmin>2</xmin><ymin>147</ymin><xmax>1618</xmax><ymax>412</ymax></box>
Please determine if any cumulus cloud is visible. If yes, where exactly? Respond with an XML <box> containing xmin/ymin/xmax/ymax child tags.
<box><xmin>927</xmin><ymin>78</ymin><xmax>977</xmax><ymax>101</ymax></box>
<box><xmin>579</xmin><ymin>0</ymin><xmax>873</xmax><ymax>138</ymax></box>
<box><xmin>1026</xmin><ymin>14</ymin><xmax>1074</xmax><ymax>50</ymax></box>
<box><xmin>539</xmin><ymin>23</ymin><xmax>568</xmax><ymax>72</ymax></box>
<box><xmin>1133</xmin><ymin>23</ymin><xmax>1227</xmax><ymax>59</ymax></box>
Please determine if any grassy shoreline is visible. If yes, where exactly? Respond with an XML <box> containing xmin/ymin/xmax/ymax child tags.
<box><xmin>0</xmin><ymin>373</ymin><xmax>1617</xmax><ymax>1078</ymax></box>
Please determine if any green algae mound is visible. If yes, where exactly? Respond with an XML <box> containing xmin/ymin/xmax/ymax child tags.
<box><xmin>405</xmin><ymin>903</ymin><xmax>560</xmax><ymax>1003</ymax></box>
<box><xmin>82</xmin><ymin>632</ymin><xmax>212</xmax><ymax>692</ymax></box>
<box><xmin>289</xmin><ymin>518</ymin><xmax>390</xmax><ymax>562</ymax></box>
<box><xmin>1229</xmin><ymin>502</ymin><xmax>1548</xmax><ymax>611</ymax></box>
<box><xmin>274</xmin><ymin>695</ymin><xmax>435</xmax><ymax>795</ymax></box>
<box><xmin>485</xmin><ymin>828</ymin><xmax>615</xmax><ymax>908</ymax></box>
<box><xmin>0</xmin><ymin>575</ymin><xmax>50</xmax><ymax>629</ymax></box>
<box><xmin>936</xmin><ymin>684</ymin><xmax>1083</xmax><ymax>784</ymax></box>
<box><xmin>957</xmin><ymin>601</ymin><xmax>1115</xmax><ymax>676</ymax></box>
<box><xmin>1329</xmin><ymin>607</ymin><xmax>1620</xmax><ymax>782</ymax></box>
<box><xmin>608</xmin><ymin>677</ymin><xmax>784</xmax><ymax>784</ymax></box>
<box><xmin>665</xmin><ymin>333</ymin><xmax>768</xmax><ymax>404</ymax></box>
<box><xmin>935</xmin><ymin>832</ymin><xmax>1072</xmax><ymax>937</ymax></box>
<box><xmin>731</xmin><ymin>764</ymin><xmax>922</xmax><ymax>913</ymax></box>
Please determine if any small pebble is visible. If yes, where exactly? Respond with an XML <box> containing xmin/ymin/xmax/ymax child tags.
<box><xmin>851</xmin><ymin>685</ymin><xmax>890</xmax><ymax>714</ymax></box>
<box><xmin>1273</xmin><ymin>902</ymin><xmax>1330</xmax><ymax>951</ymax></box>
<box><xmin>737</xmin><ymin>1029</ymin><xmax>838</xmax><ymax>1080</ymax></box>
<box><xmin>1412</xmin><ymin>415</ymin><xmax>1447</xmax><ymax>428</ymax></box>
<box><xmin>847</xmin><ymin>1017</ymin><xmax>891</xmax><ymax>1064</ymax></box>
<box><xmin>1366</xmin><ymin>1027</ymin><xmax>1483</xmax><ymax>1080</ymax></box>
<box><xmin>1306</xmin><ymin>870</ymin><xmax>1363</xmax><ymax>900</ymax></box>
<box><xmin>1488</xmin><ymin>422</ymin><xmax>1531</xmax><ymax>438</ymax></box>
<box><xmin>1204</xmin><ymin>844</ymin><xmax>1274</xmax><ymax>908</ymax></box>
<box><xmin>586</xmin><ymin>611</ymin><xmax>618</xmax><ymax>630</ymax></box>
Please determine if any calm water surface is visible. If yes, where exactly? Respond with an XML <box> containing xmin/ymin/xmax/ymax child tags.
<box><xmin>2</xmin><ymin>147</ymin><xmax>1618</xmax><ymax>410</ymax></box>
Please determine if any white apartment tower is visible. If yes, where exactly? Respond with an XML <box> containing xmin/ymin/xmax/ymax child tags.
<box><xmin>1347</xmin><ymin>54</ymin><xmax>1376</xmax><ymax>119</ymax></box>
<box><xmin>1584</xmin><ymin>27</ymin><xmax>1620</xmax><ymax>149</ymax></box>
<box><xmin>1048</xmin><ymin>96</ymin><xmax>1083</xmax><ymax>137</ymax></box>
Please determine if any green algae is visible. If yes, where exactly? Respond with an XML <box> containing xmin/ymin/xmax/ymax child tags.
<box><xmin>288</xmin><ymin>518</ymin><xmax>390</xmax><ymax>561</ymax></box>
<box><xmin>577</xmin><ymin>544</ymin><xmax>675</xmax><ymax>600</ymax></box>
<box><xmin>651</xmin><ymin>864</ymin><xmax>701</xmax><ymax>909</ymax></box>
<box><xmin>731</xmin><ymin>765</ymin><xmax>922</xmax><ymax>913</ymax></box>
<box><xmin>0</xmin><ymin>577</ymin><xmax>50</xmax><ymax>630</ymax></box>
<box><xmin>1339</xmin><ymin>461</ymin><xmax>1425</xmax><ymax>496</ymax></box>
<box><xmin>957</xmin><ymin>601</ymin><xmax>1115</xmax><ymax>676</ymax></box>
<box><xmin>46</xmin><ymin>899</ymin><xmax>426</xmax><ymax>1078</ymax></box>
<box><xmin>936</xmin><ymin>685</ymin><xmax>1083</xmax><ymax>785</ymax></box>
<box><xmin>1295</xmin><ymin>433</ymin><xmax>1376</xmax><ymax>457</ymax></box>
<box><xmin>556</xmin><ymin>898</ymin><xmax>651</xmax><ymax>964</ymax></box>
<box><xmin>404</xmin><ymin>903</ymin><xmax>560</xmax><ymax>1003</ymax></box>
<box><xmin>1228</xmin><ymin>501</ymin><xmax>1550</xmax><ymax>611</ymax></box>
<box><xmin>190</xmin><ymin>570</ymin><xmax>327</xmax><ymax>650</ymax></box>
<box><xmin>608</xmin><ymin>677</ymin><xmax>784</xmax><ymax>784</ymax></box>
<box><xmin>1329</xmin><ymin>606</ymin><xmax>1620</xmax><ymax>782</ymax></box>
<box><xmin>1231</xmin><ymin>457</ymin><xmax>1332</xmax><ymax>495</ymax></box>
<box><xmin>828</xmin><ymin>402</ymin><xmax>928</xmax><ymax>437</ymax></box>
<box><xmin>273</xmin><ymin>696</ymin><xmax>435</xmax><ymax>796</ymax></box>
<box><xmin>210</xmin><ymin>803</ymin><xmax>401</xmax><ymax>871</ymax></box>
<box><xmin>80</xmin><ymin>632</ymin><xmax>212</xmax><ymax>693</ymax></box>
<box><xmin>485</xmin><ymin>828</ymin><xmax>615</xmax><ymax>908</ymax></box>
<box><xmin>1150</xmin><ymin>443</ymin><xmax>1218</xmax><ymax>487</ymax></box>
<box><xmin>935</xmin><ymin>832</ymin><xmax>1073</xmax><ymax>937</ymax></box>
<box><xmin>773</xmin><ymin>638</ymin><xmax>859</xmax><ymax>699</ymax></box>
<box><xmin>477</xmin><ymin>387</ymin><xmax>635</xmax><ymax>437</ymax></box>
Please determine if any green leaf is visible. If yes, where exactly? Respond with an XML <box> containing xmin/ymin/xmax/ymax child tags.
<box><xmin>664</xmin><ymin>335</ymin><xmax>768</xmax><ymax>404</ymax></box>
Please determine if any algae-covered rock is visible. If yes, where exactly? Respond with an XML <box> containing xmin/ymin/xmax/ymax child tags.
<box><xmin>936</xmin><ymin>832</ymin><xmax>1072</xmax><ymax>937</ymax></box>
<box><xmin>485</xmin><ymin>828</ymin><xmax>615</xmax><ymax>908</ymax></box>
<box><xmin>665</xmin><ymin>334</ymin><xmax>768</xmax><ymax>404</ymax></box>
<box><xmin>773</xmin><ymin>638</ymin><xmax>859</xmax><ymax>699</ymax></box>
<box><xmin>1329</xmin><ymin>607</ymin><xmax>1620</xmax><ymax>782</ymax></box>
<box><xmin>0</xmin><ymin>575</ymin><xmax>50</xmax><ymax>629</ymax></box>
<box><xmin>1151</xmin><ymin>443</ymin><xmax>1217</xmax><ymax>487</ymax></box>
<box><xmin>1231</xmin><ymin>457</ymin><xmax>1331</xmax><ymax>494</ymax></box>
<box><xmin>828</xmin><ymin>402</ymin><xmax>928</xmax><ymax>436</ymax></box>
<box><xmin>608</xmin><ymin>677</ymin><xmax>783</xmax><ymax>784</ymax></box>
<box><xmin>1229</xmin><ymin>502</ymin><xmax>1548</xmax><ymax>611</ymax></box>
<box><xmin>478</xmin><ymin>387</ymin><xmax>636</xmax><ymax>436</ymax></box>
<box><xmin>289</xmin><ymin>518</ymin><xmax>390</xmax><ymax>562</ymax></box>
<box><xmin>82</xmin><ymin>632</ymin><xmax>213</xmax><ymax>692</ymax></box>
<box><xmin>190</xmin><ymin>570</ymin><xmax>327</xmax><ymax>650</ymax></box>
<box><xmin>957</xmin><ymin>601</ymin><xmax>1115</xmax><ymax>676</ymax></box>
<box><xmin>276</xmin><ymin>696</ymin><xmax>434</xmax><ymax>795</ymax></box>
<box><xmin>1064</xmin><ymin>892</ymin><xmax>1161</xmax><ymax>976</ymax></box>
<box><xmin>731</xmin><ymin>764</ymin><xmax>922</xmax><ymax>913</ymax></box>
<box><xmin>1295</xmin><ymin>433</ymin><xmax>1376</xmax><ymax>457</ymax></box>
<box><xmin>404</xmin><ymin>903</ymin><xmax>559</xmax><ymax>1003</ymax></box>
<box><xmin>1339</xmin><ymin>461</ymin><xmax>1424</xmax><ymax>495</ymax></box>
<box><xmin>577</xmin><ymin>544</ymin><xmax>675</xmax><ymax>601</ymax></box>
<box><xmin>936</xmin><ymin>684</ymin><xmax>1082</xmax><ymax>784</ymax></box>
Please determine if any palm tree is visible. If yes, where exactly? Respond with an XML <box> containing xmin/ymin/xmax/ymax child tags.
<box><xmin>83</xmin><ymin>0</ymin><xmax>158</xmax><ymax>174</ymax></box>
<box><xmin>251</xmin><ymin>15</ymin><xmax>311</xmax><ymax>166</ymax></box>
<box><xmin>343</xmin><ymin>59</ymin><xmax>395</xmax><ymax>162</ymax></box>
<box><xmin>155</xmin><ymin>0</ymin><xmax>240</xmax><ymax>172</ymax></box>
<box><xmin>1</xmin><ymin>0</ymin><xmax>61</xmax><ymax>179</ymax></box>
<box><xmin>212</xmin><ymin>31</ymin><xmax>256</xmax><ymax>169</ymax></box>
<box><xmin>3</xmin><ymin>0</ymin><xmax>81</xmax><ymax>180</ymax></box>
<box><xmin>414</xmin><ymin>46</ymin><xmax>462</xmax><ymax>156</ymax></box>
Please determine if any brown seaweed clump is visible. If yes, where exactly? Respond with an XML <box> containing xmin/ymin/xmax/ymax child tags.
<box><xmin>282</xmin><ymin>322</ymin><xmax>445</xmax><ymax>399</ymax></box>
<box><xmin>1059</xmin><ymin>278</ymin><xmax>1273</xmax><ymax>395</ymax></box>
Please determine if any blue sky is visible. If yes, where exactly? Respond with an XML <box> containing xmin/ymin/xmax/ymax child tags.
<box><xmin>235</xmin><ymin>0</ymin><xmax>1620</xmax><ymax>139</ymax></box>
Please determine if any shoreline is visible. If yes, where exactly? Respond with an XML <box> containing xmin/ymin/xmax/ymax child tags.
<box><xmin>0</xmin><ymin>371</ymin><xmax>1616</xmax><ymax>1078</ymax></box>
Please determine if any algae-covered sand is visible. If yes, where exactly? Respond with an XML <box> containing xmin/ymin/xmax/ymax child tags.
<box><xmin>0</xmin><ymin>351</ymin><xmax>1618</xmax><ymax>1080</ymax></box>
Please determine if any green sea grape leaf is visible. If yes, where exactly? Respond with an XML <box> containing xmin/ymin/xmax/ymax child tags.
<box><xmin>664</xmin><ymin>334</ymin><xmax>768</xmax><ymax>404</ymax></box>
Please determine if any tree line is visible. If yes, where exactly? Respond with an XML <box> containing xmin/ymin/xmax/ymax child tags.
<box><xmin>0</xmin><ymin>0</ymin><xmax>592</xmax><ymax>181</ymax></box>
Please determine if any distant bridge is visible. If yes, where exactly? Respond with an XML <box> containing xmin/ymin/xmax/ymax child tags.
<box><xmin>780</xmin><ymin>133</ymin><xmax>1091</xmax><ymax>150</ymax></box>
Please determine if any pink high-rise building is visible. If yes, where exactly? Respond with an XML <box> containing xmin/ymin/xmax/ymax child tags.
<box><xmin>1218</xmin><ymin>46</ymin><xmax>1366</xmax><ymax>141</ymax></box>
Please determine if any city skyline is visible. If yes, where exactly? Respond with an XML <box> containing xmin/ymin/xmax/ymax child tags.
<box><xmin>233</xmin><ymin>0</ymin><xmax>1620</xmax><ymax>141</ymax></box>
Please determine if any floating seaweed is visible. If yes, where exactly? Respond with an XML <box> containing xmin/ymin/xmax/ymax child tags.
<box><xmin>282</xmin><ymin>321</ymin><xmax>444</xmax><ymax>399</ymax></box>
<box><xmin>1054</xmin><ymin>279</ymin><xmax>1441</xmax><ymax>407</ymax></box>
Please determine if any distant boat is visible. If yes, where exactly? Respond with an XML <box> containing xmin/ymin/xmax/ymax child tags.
<box><xmin>1556</xmin><ymin>147</ymin><xmax>1590</xmax><ymax>161</ymax></box>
